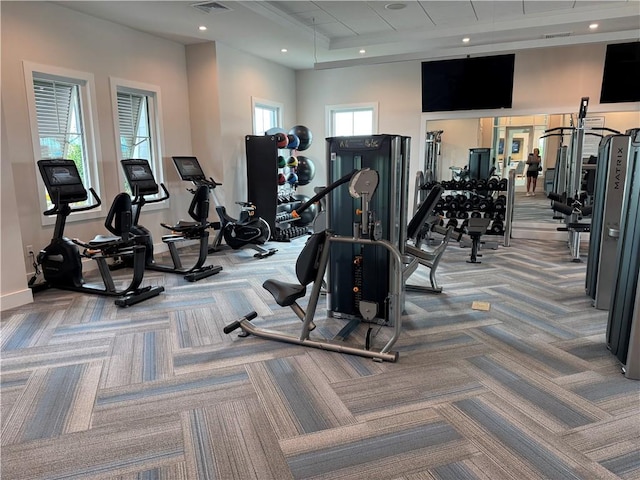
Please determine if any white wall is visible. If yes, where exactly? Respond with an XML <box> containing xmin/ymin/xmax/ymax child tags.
<box><xmin>1</xmin><ymin>1</ymin><xmax>193</xmax><ymax>308</ymax></box>
<box><xmin>295</xmin><ymin>44</ymin><xmax>640</xmax><ymax>199</ymax></box>
<box><xmin>1</xmin><ymin>101</ymin><xmax>33</xmax><ymax>310</ymax></box>
<box><xmin>295</xmin><ymin>62</ymin><xmax>422</xmax><ymax>196</ymax></box>
<box><xmin>215</xmin><ymin>43</ymin><xmax>296</xmax><ymax>216</ymax></box>
<box><xmin>186</xmin><ymin>42</ymin><xmax>223</xmax><ymax>182</ymax></box>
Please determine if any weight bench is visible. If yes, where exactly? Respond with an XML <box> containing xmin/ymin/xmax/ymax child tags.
<box><xmin>404</xmin><ymin>185</ymin><xmax>455</xmax><ymax>293</ymax></box>
<box><xmin>465</xmin><ymin>217</ymin><xmax>492</xmax><ymax>264</ymax></box>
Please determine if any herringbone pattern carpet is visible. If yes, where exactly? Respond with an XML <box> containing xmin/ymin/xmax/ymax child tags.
<box><xmin>2</xmin><ymin>231</ymin><xmax>639</xmax><ymax>479</ymax></box>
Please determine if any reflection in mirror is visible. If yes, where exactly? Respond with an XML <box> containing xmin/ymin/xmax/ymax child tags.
<box><xmin>425</xmin><ymin>110</ymin><xmax>640</xmax><ymax>238</ymax></box>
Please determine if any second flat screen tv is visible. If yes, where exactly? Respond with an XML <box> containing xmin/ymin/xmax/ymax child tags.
<box><xmin>422</xmin><ymin>54</ymin><xmax>515</xmax><ymax>112</ymax></box>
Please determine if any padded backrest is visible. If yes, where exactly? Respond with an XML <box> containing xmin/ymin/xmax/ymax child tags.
<box><xmin>105</xmin><ymin>193</ymin><xmax>132</xmax><ymax>238</ymax></box>
<box><xmin>188</xmin><ymin>185</ymin><xmax>210</xmax><ymax>223</ymax></box>
<box><xmin>407</xmin><ymin>185</ymin><xmax>444</xmax><ymax>240</ymax></box>
<box><xmin>295</xmin><ymin>232</ymin><xmax>326</xmax><ymax>286</ymax></box>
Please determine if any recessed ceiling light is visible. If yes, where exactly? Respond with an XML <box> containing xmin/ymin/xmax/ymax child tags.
<box><xmin>281</xmin><ymin>48</ymin><xmax>288</xmax><ymax>53</ymax></box>
<box><xmin>589</xmin><ymin>23</ymin><xmax>599</xmax><ymax>30</ymax></box>
<box><xmin>198</xmin><ymin>25</ymin><xmax>207</xmax><ymax>31</ymax></box>
<box><xmin>462</xmin><ymin>37</ymin><xmax>470</xmax><ymax>43</ymax></box>
<box><xmin>359</xmin><ymin>49</ymin><xmax>366</xmax><ymax>54</ymax></box>
<box><xmin>385</xmin><ymin>3</ymin><xmax>406</xmax><ymax>10</ymax></box>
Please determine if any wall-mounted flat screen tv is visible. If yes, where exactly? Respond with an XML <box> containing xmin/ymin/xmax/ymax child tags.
<box><xmin>421</xmin><ymin>54</ymin><xmax>515</xmax><ymax>112</ymax></box>
<box><xmin>600</xmin><ymin>41</ymin><xmax>640</xmax><ymax>104</ymax></box>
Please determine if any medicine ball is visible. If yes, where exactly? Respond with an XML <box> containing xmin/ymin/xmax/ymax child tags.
<box><xmin>295</xmin><ymin>156</ymin><xmax>316</xmax><ymax>186</ymax></box>
<box><xmin>277</xmin><ymin>173</ymin><xmax>286</xmax><ymax>186</ymax></box>
<box><xmin>287</xmin><ymin>156</ymin><xmax>299</xmax><ymax>168</ymax></box>
<box><xmin>277</xmin><ymin>155</ymin><xmax>287</xmax><ymax>168</ymax></box>
<box><xmin>289</xmin><ymin>125</ymin><xmax>313</xmax><ymax>151</ymax></box>
<box><xmin>286</xmin><ymin>134</ymin><xmax>300</xmax><ymax>150</ymax></box>
<box><xmin>274</xmin><ymin>132</ymin><xmax>288</xmax><ymax>149</ymax></box>
<box><xmin>287</xmin><ymin>172</ymin><xmax>298</xmax><ymax>185</ymax></box>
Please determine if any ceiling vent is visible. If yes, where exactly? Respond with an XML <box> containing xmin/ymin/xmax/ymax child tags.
<box><xmin>543</xmin><ymin>32</ymin><xmax>573</xmax><ymax>39</ymax></box>
<box><xmin>191</xmin><ymin>2</ymin><xmax>231</xmax><ymax>14</ymax></box>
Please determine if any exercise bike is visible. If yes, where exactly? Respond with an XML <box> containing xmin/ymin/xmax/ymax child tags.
<box><xmin>120</xmin><ymin>158</ymin><xmax>223</xmax><ymax>282</ymax></box>
<box><xmin>172</xmin><ymin>156</ymin><xmax>277</xmax><ymax>259</ymax></box>
<box><xmin>29</xmin><ymin>159</ymin><xmax>164</xmax><ymax>307</ymax></box>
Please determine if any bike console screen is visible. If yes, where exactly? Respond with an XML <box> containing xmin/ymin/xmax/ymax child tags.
<box><xmin>121</xmin><ymin>159</ymin><xmax>159</xmax><ymax>196</ymax></box>
<box><xmin>172</xmin><ymin>156</ymin><xmax>206</xmax><ymax>182</ymax></box>
<box><xmin>38</xmin><ymin>159</ymin><xmax>87</xmax><ymax>204</ymax></box>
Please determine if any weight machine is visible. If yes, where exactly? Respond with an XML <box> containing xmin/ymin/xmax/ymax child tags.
<box><xmin>225</xmin><ymin>169</ymin><xmax>405</xmax><ymax>362</ymax></box>
<box><xmin>544</xmin><ymin>98</ymin><xmax>619</xmax><ymax>262</ymax></box>
<box><xmin>585</xmin><ymin>133</ymin><xmax>634</xmax><ymax>308</ymax></box>
<box><xmin>414</xmin><ymin>130</ymin><xmax>443</xmax><ymax>215</ymax></box>
<box><xmin>606</xmin><ymin>128</ymin><xmax>640</xmax><ymax>379</ymax></box>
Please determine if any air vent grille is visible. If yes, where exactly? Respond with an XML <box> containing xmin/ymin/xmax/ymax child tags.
<box><xmin>543</xmin><ymin>32</ymin><xmax>573</xmax><ymax>39</ymax></box>
<box><xmin>191</xmin><ymin>2</ymin><xmax>231</xmax><ymax>14</ymax></box>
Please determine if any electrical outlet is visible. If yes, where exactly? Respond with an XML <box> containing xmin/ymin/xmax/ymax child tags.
<box><xmin>25</xmin><ymin>244</ymin><xmax>33</xmax><ymax>258</ymax></box>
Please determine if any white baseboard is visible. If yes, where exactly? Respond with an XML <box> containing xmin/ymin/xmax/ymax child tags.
<box><xmin>1</xmin><ymin>288</ymin><xmax>34</xmax><ymax>311</ymax></box>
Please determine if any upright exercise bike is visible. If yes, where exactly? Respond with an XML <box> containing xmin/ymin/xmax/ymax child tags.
<box><xmin>171</xmin><ymin>156</ymin><xmax>277</xmax><ymax>259</ymax></box>
<box><xmin>120</xmin><ymin>158</ymin><xmax>223</xmax><ymax>281</ymax></box>
<box><xmin>29</xmin><ymin>159</ymin><xmax>164</xmax><ymax>307</ymax></box>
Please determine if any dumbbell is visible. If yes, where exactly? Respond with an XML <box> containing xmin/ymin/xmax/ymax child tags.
<box><xmin>488</xmin><ymin>178</ymin><xmax>499</xmax><ymax>190</ymax></box>
<box><xmin>499</xmin><ymin>178</ymin><xmax>508</xmax><ymax>190</ymax></box>
<box><xmin>491</xmin><ymin>220</ymin><xmax>504</xmax><ymax>235</ymax></box>
<box><xmin>478</xmin><ymin>198</ymin><xmax>493</xmax><ymax>212</ymax></box>
<box><xmin>462</xmin><ymin>200</ymin><xmax>474</xmax><ymax>211</ymax></box>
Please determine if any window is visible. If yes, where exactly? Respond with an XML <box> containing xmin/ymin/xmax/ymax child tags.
<box><xmin>24</xmin><ymin>62</ymin><xmax>101</xmax><ymax>221</ymax></box>
<box><xmin>327</xmin><ymin>103</ymin><xmax>378</xmax><ymax>136</ymax></box>
<box><xmin>111</xmin><ymin>79</ymin><xmax>165</xmax><ymax>198</ymax></box>
<box><xmin>252</xmin><ymin>97</ymin><xmax>282</xmax><ymax>135</ymax></box>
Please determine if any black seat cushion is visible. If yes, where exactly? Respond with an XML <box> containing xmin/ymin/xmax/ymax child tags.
<box><xmin>295</xmin><ymin>232</ymin><xmax>326</xmax><ymax>286</ymax></box>
<box><xmin>263</xmin><ymin>279</ymin><xmax>307</xmax><ymax>307</ymax></box>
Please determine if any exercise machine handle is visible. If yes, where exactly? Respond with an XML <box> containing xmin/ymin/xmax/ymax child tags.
<box><xmin>223</xmin><ymin>311</ymin><xmax>258</xmax><ymax>334</ymax></box>
<box><xmin>133</xmin><ymin>182</ymin><xmax>170</xmax><ymax>205</ymax></box>
<box><xmin>293</xmin><ymin>169</ymin><xmax>358</xmax><ymax>217</ymax></box>
<box><xmin>42</xmin><ymin>187</ymin><xmax>102</xmax><ymax>216</ymax></box>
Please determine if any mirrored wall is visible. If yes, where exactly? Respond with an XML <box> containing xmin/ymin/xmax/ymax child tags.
<box><xmin>424</xmin><ymin>110</ymin><xmax>640</xmax><ymax>228</ymax></box>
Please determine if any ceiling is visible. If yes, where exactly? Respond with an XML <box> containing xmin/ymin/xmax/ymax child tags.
<box><xmin>56</xmin><ymin>1</ymin><xmax>640</xmax><ymax>70</ymax></box>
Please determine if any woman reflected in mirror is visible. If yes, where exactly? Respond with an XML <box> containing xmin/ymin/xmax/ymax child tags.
<box><xmin>526</xmin><ymin>148</ymin><xmax>542</xmax><ymax>196</ymax></box>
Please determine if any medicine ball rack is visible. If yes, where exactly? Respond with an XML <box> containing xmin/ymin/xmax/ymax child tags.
<box><xmin>245</xmin><ymin>135</ymin><xmax>311</xmax><ymax>243</ymax></box>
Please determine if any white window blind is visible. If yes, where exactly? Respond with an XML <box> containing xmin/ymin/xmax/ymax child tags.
<box><xmin>117</xmin><ymin>91</ymin><xmax>150</xmax><ymax>160</ymax></box>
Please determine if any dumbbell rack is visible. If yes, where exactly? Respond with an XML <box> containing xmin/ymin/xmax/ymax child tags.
<box><xmin>274</xmin><ymin>192</ymin><xmax>309</xmax><ymax>242</ymax></box>
<box><xmin>424</xmin><ymin>176</ymin><xmax>513</xmax><ymax>247</ymax></box>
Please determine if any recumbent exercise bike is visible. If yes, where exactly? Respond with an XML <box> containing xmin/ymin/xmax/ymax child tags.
<box><xmin>119</xmin><ymin>158</ymin><xmax>223</xmax><ymax>282</ymax></box>
<box><xmin>172</xmin><ymin>156</ymin><xmax>277</xmax><ymax>259</ymax></box>
<box><xmin>29</xmin><ymin>159</ymin><xmax>164</xmax><ymax>307</ymax></box>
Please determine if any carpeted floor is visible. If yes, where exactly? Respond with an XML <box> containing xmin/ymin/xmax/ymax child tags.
<box><xmin>1</xmin><ymin>222</ymin><xmax>638</xmax><ymax>479</ymax></box>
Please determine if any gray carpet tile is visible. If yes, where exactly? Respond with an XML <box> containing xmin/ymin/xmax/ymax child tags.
<box><xmin>1</xmin><ymin>231</ymin><xmax>638</xmax><ymax>479</ymax></box>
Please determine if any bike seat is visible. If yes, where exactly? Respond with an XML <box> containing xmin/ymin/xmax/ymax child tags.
<box><xmin>87</xmin><ymin>234</ymin><xmax>123</xmax><ymax>247</ymax></box>
<box><xmin>162</xmin><ymin>220</ymin><xmax>200</xmax><ymax>231</ymax></box>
